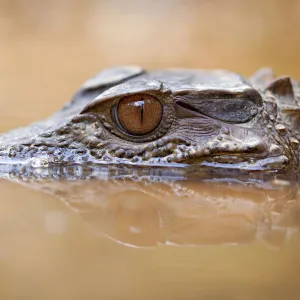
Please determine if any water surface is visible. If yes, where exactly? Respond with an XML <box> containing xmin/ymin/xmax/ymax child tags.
<box><xmin>0</xmin><ymin>166</ymin><xmax>300</xmax><ymax>299</ymax></box>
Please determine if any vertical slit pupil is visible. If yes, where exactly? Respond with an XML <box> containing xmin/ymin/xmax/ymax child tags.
<box><xmin>133</xmin><ymin>98</ymin><xmax>145</xmax><ymax>124</ymax></box>
<box><xmin>140</xmin><ymin>98</ymin><xmax>144</xmax><ymax>124</ymax></box>
<box><xmin>116</xmin><ymin>94</ymin><xmax>163</xmax><ymax>136</ymax></box>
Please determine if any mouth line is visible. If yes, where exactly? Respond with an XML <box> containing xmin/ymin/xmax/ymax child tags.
<box><xmin>206</xmin><ymin>152</ymin><xmax>266</xmax><ymax>162</ymax></box>
<box><xmin>179</xmin><ymin>150</ymin><xmax>269</xmax><ymax>164</ymax></box>
<box><xmin>0</xmin><ymin>155</ymin><xmax>288</xmax><ymax>177</ymax></box>
<box><xmin>195</xmin><ymin>155</ymin><xmax>288</xmax><ymax>171</ymax></box>
<box><xmin>178</xmin><ymin>150</ymin><xmax>289</xmax><ymax>171</ymax></box>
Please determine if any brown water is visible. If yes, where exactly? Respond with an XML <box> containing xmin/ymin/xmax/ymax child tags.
<box><xmin>1</xmin><ymin>1</ymin><xmax>300</xmax><ymax>299</ymax></box>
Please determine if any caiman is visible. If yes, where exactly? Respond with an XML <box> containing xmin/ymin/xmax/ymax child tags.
<box><xmin>1</xmin><ymin>66</ymin><xmax>300</xmax><ymax>172</ymax></box>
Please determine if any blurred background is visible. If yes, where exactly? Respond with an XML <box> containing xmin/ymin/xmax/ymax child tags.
<box><xmin>1</xmin><ymin>0</ymin><xmax>300</xmax><ymax>132</ymax></box>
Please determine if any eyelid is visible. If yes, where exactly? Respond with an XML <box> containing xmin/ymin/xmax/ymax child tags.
<box><xmin>80</xmin><ymin>80</ymin><xmax>165</xmax><ymax>114</ymax></box>
<box><xmin>174</xmin><ymin>88</ymin><xmax>262</xmax><ymax>106</ymax></box>
<box><xmin>175</xmin><ymin>95</ymin><xmax>258</xmax><ymax>123</ymax></box>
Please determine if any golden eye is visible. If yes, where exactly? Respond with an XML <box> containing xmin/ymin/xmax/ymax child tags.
<box><xmin>116</xmin><ymin>94</ymin><xmax>163</xmax><ymax>136</ymax></box>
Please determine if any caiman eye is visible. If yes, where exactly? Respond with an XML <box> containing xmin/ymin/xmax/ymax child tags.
<box><xmin>116</xmin><ymin>94</ymin><xmax>163</xmax><ymax>135</ymax></box>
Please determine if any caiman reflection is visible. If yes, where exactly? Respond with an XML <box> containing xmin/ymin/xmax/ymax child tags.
<box><xmin>4</xmin><ymin>166</ymin><xmax>300</xmax><ymax>249</ymax></box>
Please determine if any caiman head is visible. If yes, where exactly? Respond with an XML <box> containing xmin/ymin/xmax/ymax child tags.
<box><xmin>0</xmin><ymin>66</ymin><xmax>299</xmax><ymax>172</ymax></box>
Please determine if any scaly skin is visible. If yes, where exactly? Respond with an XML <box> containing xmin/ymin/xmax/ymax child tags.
<box><xmin>0</xmin><ymin>66</ymin><xmax>300</xmax><ymax>172</ymax></box>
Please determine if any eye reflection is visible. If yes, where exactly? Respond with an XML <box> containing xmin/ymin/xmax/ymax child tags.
<box><xmin>116</xmin><ymin>94</ymin><xmax>163</xmax><ymax>135</ymax></box>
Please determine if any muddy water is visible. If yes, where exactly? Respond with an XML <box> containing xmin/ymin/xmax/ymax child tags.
<box><xmin>1</xmin><ymin>1</ymin><xmax>300</xmax><ymax>299</ymax></box>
